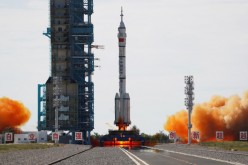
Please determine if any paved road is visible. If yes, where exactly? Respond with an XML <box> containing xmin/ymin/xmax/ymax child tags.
<box><xmin>123</xmin><ymin>147</ymin><xmax>235</xmax><ymax>165</ymax></box>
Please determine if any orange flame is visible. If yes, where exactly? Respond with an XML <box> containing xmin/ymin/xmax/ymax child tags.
<box><xmin>0</xmin><ymin>97</ymin><xmax>31</xmax><ymax>133</ymax></box>
<box><xmin>164</xmin><ymin>91</ymin><xmax>248</xmax><ymax>142</ymax></box>
<box><xmin>117</xmin><ymin>117</ymin><xmax>127</xmax><ymax>131</ymax></box>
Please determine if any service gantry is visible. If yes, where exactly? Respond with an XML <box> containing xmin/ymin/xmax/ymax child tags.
<box><xmin>38</xmin><ymin>0</ymin><xmax>95</xmax><ymax>144</ymax></box>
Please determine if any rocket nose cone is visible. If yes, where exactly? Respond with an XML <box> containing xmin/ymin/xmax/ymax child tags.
<box><xmin>120</xmin><ymin>7</ymin><xmax>125</xmax><ymax>28</ymax></box>
<box><xmin>120</xmin><ymin>21</ymin><xmax>125</xmax><ymax>28</ymax></box>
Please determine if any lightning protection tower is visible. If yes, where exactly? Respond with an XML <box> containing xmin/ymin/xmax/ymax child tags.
<box><xmin>39</xmin><ymin>0</ymin><xmax>95</xmax><ymax>144</ymax></box>
<box><xmin>184</xmin><ymin>75</ymin><xmax>194</xmax><ymax>145</ymax></box>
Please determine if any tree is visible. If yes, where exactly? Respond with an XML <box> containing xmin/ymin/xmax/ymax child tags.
<box><xmin>1</xmin><ymin>127</ymin><xmax>22</xmax><ymax>134</ymax></box>
<box><xmin>91</xmin><ymin>132</ymin><xmax>101</xmax><ymax>139</ymax></box>
<box><xmin>140</xmin><ymin>131</ymin><xmax>169</xmax><ymax>143</ymax></box>
<box><xmin>130</xmin><ymin>125</ymin><xmax>140</xmax><ymax>134</ymax></box>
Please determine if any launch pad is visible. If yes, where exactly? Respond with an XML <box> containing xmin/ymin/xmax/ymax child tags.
<box><xmin>100</xmin><ymin>130</ymin><xmax>145</xmax><ymax>147</ymax></box>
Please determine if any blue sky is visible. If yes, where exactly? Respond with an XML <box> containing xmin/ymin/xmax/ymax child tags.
<box><xmin>0</xmin><ymin>0</ymin><xmax>248</xmax><ymax>135</ymax></box>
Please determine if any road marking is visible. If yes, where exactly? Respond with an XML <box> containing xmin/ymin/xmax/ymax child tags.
<box><xmin>158</xmin><ymin>152</ymin><xmax>195</xmax><ymax>165</ymax></box>
<box><xmin>144</xmin><ymin>146</ymin><xmax>245</xmax><ymax>165</ymax></box>
<box><xmin>119</xmin><ymin>147</ymin><xmax>150</xmax><ymax>165</ymax></box>
<box><xmin>119</xmin><ymin>147</ymin><xmax>141</xmax><ymax>165</ymax></box>
<box><xmin>123</xmin><ymin>148</ymin><xmax>150</xmax><ymax>165</ymax></box>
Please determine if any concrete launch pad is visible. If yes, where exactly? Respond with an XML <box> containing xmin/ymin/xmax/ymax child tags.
<box><xmin>100</xmin><ymin>130</ymin><xmax>145</xmax><ymax>147</ymax></box>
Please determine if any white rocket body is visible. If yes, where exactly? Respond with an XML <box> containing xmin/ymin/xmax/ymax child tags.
<box><xmin>115</xmin><ymin>9</ymin><xmax>131</xmax><ymax>128</ymax></box>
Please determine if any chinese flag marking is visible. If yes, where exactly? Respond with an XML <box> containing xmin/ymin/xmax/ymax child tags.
<box><xmin>119</xmin><ymin>38</ymin><xmax>124</xmax><ymax>42</ymax></box>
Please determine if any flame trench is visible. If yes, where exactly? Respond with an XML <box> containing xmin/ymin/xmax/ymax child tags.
<box><xmin>0</xmin><ymin>97</ymin><xmax>31</xmax><ymax>133</ymax></box>
<box><xmin>164</xmin><ymin>92</ymin><xmax>248</xmax><ymax>142</ymax></box>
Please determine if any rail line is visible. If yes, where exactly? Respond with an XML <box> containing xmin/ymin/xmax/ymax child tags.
<box><xmin>48</xmin><ymin>146</ymin><xmax>93</xmax><ymax>165</ymax></box>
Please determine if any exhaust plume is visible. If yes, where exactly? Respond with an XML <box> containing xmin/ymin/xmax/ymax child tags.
<box><xmin>164</xmin><ymin>91</ymin><xmax>248</xmax><ymax>142</ymax></box>
<box><xmin>0</xmin><ymin>97</ymin><xmax>31</xmax><ymax>133</ymax></box>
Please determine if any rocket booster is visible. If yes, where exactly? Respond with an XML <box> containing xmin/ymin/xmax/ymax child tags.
<box><xmin>115</xmin><ymin>8</ymin><xmax>131</xmax><ymax>130</ymax></box>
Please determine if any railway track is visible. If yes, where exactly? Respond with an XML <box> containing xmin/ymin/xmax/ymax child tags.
<box><xmin>48</xmin><ymin>147</ymin><xmax>93</xmax><ymax>165</ymax></box>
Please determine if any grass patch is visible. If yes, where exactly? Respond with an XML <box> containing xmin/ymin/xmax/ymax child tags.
<box><xmin>0</xmin><ymin>143</ymin><xmax>61</xmax><ymax>153</ymax></box>
<box><xmin>199</xmin><ymin>141</ymin><xmax>248</xmax><ymax>151</ymax></box>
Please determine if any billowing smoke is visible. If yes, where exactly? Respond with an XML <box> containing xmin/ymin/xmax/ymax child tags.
<box><xmin>164</xmin><ymin>91</ymin><xmax>248</xmax><ymax>142</ymax></box>
<box><xmin>0</xmin><ymin>97</ymin><xmax>31</xmax><ymax>133</ymax></box>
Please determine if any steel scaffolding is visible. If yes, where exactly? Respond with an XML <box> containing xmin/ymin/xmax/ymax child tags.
<box><xmin>38</xmin><ymin>84</ymin><xmax>46</xmax><ymax>131</ymax></box>
<box><xmin>38</xmin><ymin>0</ymin><xmax>94</xmax><ymax>144</ymax></box>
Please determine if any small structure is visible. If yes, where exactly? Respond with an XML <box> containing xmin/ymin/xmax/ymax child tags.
<box><xmin>14</xmin><ymin>131</ymin><xmax>47</xmax><ymax>144</ymax></box>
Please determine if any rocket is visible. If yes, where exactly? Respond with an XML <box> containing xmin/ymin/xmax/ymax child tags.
<box><xmin>114</xmin><ymin>7</ymin><xmax>131</xmax><ymax>130</ymax></box>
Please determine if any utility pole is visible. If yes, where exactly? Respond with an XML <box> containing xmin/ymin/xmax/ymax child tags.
<box><xmin>184</xmin><ymin>76</ymin><xmax>194</xmax><ymax>145</ymax></box>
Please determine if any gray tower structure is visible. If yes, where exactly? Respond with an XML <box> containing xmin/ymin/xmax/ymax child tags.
<box><xmin>184</xmin><ymin>76</ymin><xmax>194</xmax><ymax>145</ymax></box>
<box><xmin>114</xmin><ymin>8</ymin><xmax>131</xmax><ymax>130</ymax></box>
<box><xmin>41</xmin><ymin>0</ymin><xmax>95</xmax><ymax>144</ymax></box>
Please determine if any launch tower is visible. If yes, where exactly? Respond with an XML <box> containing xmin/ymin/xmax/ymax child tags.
<box><xmin>38</xmin><ymin>0</ymin><xmax>95</xmax><ymax>144</ymax></box>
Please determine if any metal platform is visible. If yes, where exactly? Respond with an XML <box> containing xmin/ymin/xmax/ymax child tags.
<box><xmin>100</xmin><ymin>130</ymin><xmax>145</xmax><ymax>147</ymax></box>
